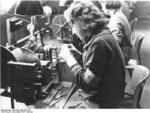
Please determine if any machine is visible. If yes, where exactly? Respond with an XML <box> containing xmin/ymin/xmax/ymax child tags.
<box><xmin>0</xmin><ymin>45</ymin><xmax>59</xmax><ymax>106</ymax></box>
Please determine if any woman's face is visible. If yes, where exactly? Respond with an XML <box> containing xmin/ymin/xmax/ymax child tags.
<box><xmin>71</xmin><ymin>20</ymin><xmax>86</xmax><ymax>41</ymax></box>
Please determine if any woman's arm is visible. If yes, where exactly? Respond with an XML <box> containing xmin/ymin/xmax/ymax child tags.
<box><xmin>71</xmin><ymin>41</ymin><xmax>112</xmax><ymax>92</ymax></box>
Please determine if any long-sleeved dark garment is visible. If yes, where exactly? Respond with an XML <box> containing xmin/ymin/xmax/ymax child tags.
<box><xmin>71</xmin><ymin>28</ymin><xmax>126</xmax><ymax>108</ymax></box>
<box><xmin>107</xmin><ymin>10</ymin><xmax>132</xmax><ymax>64</ymax></box>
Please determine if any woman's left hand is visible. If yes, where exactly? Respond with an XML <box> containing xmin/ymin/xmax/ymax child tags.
<box><xmin>59</xmin><ymin>44</ymin><xmax>77</xmax><ymax>67</ymax></box>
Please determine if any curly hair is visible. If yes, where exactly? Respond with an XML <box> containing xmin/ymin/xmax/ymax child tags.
<box><xmin>103</xmin><ymin>0</ymin><xmax>121</xmax><ymax>9</ymax></box>
<box><xmin>64</xmin><ymin>0</ymin><xmax>108</xmax><ymax>32</ymax></box>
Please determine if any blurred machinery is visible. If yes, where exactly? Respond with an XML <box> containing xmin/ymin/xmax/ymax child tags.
<box><xmin>43</xmin><ymin>6</ymin><xmax>52</xmax><ymax>25</ymax></box>
<box><xmin>51</xmin><ymin>14</ymin><xmax>83</xmax><ymax>51</ymax></box>
<box><xmin>1</xmin><ymin>0</ymin><xmax>81</xmax><ymax>108</ymax></box>
<box><xmin>52</xmin><ymin>14</ymin><xmax>72</xmax><ymax>43</ymax></box>
<box><xmin>6</xmin><ymin>17</ymin><xmax>24</xmax><ymax>47</ymax></box>
<box><xmin>0</xmin><ymin>45</ymin><xmax>59</xmax><ymax>107</ymax></box>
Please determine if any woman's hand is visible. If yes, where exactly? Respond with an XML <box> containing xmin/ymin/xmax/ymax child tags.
<box><xmin>68</xmin><ymin>44</ymin><xmax>82</xmax><ymax>61</ymax></box>
<box><xmin>59</xmin><ymin>44</ymin><xmax>78</xmax><ymax>67</ymax></box>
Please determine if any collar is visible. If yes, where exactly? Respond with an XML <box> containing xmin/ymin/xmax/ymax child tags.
<box><xmin>83</xmin><ymin>27</ymin><xmax>108</xmax><ymax>50</ymax></box>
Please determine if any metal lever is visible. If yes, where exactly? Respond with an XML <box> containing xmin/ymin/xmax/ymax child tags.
<box><xmin>61</xmin><ymin>83</ymin><xmax>78</xmax><ymax>109</ymax></box>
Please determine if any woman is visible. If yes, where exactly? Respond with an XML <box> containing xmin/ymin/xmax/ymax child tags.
<box><xmin>60</xmin><ymin>1</ymin><xmax>125</xmax><ymax>108</ymax></box>
<box><xmin>101</xmin><ymin>1</ymin><xmax>132</xmax><ymax>65</ymax></box>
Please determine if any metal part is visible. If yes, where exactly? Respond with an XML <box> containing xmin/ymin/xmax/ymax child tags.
<box><xmin>43</xmin><ymin>85</ymin><xmax>63</xmax><ymax>105</ymax></box>
<box><xmin>55</xmin><ymin>92</ymin><xmax>67</xmax><ymax>100</ymax></box>
<box><xmin>42</xmin><ymin>78</ymin><xmax>55</xmax><ymax>93</ymax></box>
<box><xmin>67</xmin><ymin>103</ymin><xmax>82</xmax><ymax>109</ymax></box>
<box><xmin>52</xmin><ymin>14</ymin><xmax>72</xmax><ymax>43</ymax></box>
<box><xmin>60</xmin><ymin>83</ymin><xmax>78</xmax><ymax>109</ymax></box>
<box><xmin>49</xmin><ymin>97</ymin><xmax>62</xmax><ymax>108</ymax></box>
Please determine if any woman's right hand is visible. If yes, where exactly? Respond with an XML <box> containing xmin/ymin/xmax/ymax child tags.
<box><xmin>59</xmin><ymin>44</ymin><xmax>77</xmax><ymax>67</ymax></box>
<box><xmin>68</xmin><ymin>44</ymin><xmax>82</xmax><ymax>61</ymax></box>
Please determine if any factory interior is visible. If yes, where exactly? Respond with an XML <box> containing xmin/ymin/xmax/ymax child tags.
<box><xmin>0</xmin><ymin>0</ymin><xmax>150</xmax><ymax>109</ymax></box>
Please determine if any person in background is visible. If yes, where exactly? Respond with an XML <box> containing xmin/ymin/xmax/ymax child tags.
<box><xmin>101</xmin><ymin>1</ymin><xmax>132</xmax><ymax>65</ymax></box>
<box><xmin>120</xmin><ymin>0</ymin><xmax>137</xmax><ymax>21</ymax></box>
<box><xmin>60</xmin><ymin>0</ymin><xmax>125</xmax><ymax>108</ymax></box>
<box><xmin>59</xmin><ymin>0</ymin><xmax>73</xmax><ymax>14</ymax></box>
<box><xmin>120</xmin><ymin>0</ymin><xmax>131</xmax><ymax>21</ymax></box>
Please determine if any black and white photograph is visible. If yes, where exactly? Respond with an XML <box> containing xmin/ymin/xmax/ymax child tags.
<box><xmin>0</xmin><ymin>0</ymin><xmax>150</xmax><ymax>110</ymax></box>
